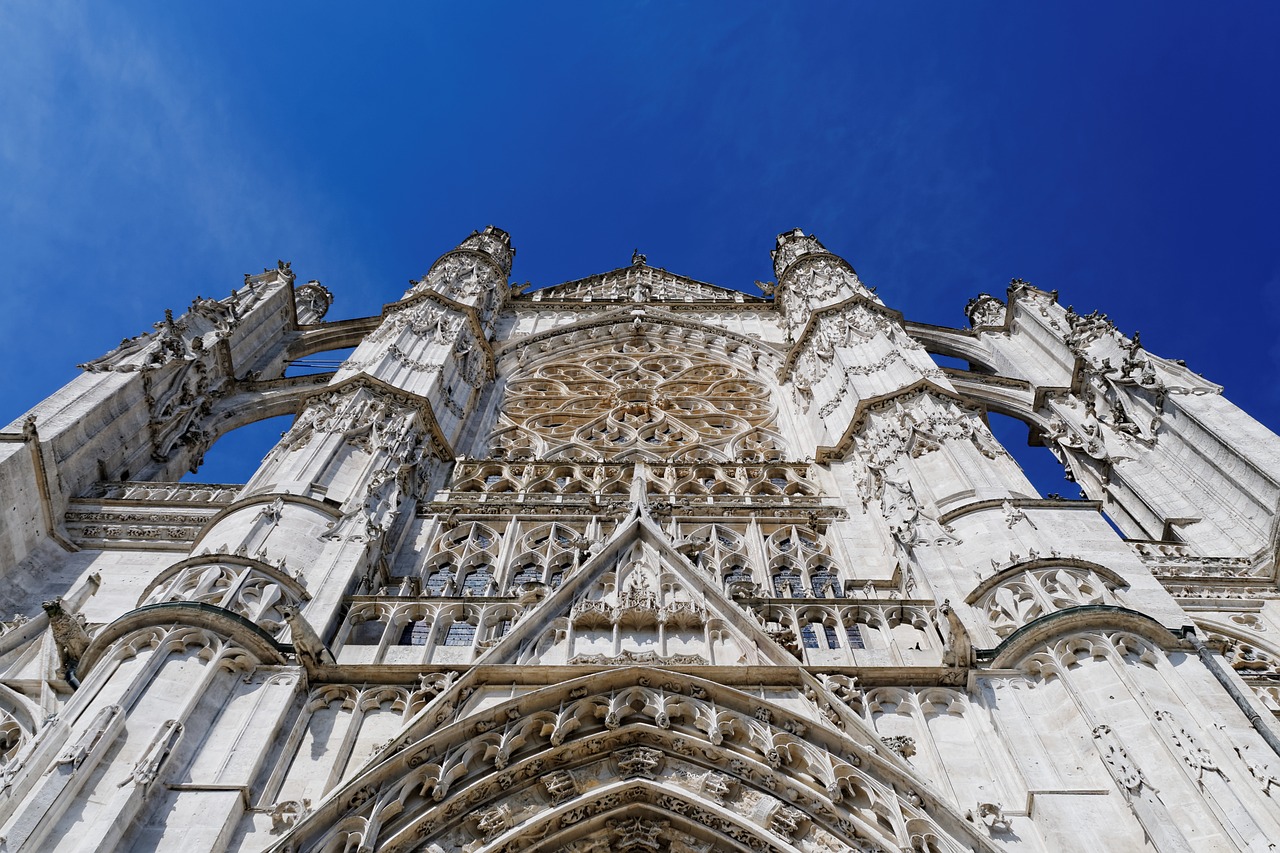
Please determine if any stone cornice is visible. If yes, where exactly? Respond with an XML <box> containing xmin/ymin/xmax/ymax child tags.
<box><xmin>426</xmin><ymin>246</ymin><xmax>508</xmax><ymax>283</ymax></box>
<box><xmin>510</xmin><ymin>298</ymin><xmax>774</xmax><ymax>312</ymax></box>
<box><xmin>774</xmin><ymin>248</ymin><xmax>857</xmax><ymax>290</ymax></box>
<box><xmin>523</xmin><ymin>264</ymin><xmax>768</xmax><ymax>304</ymax></box>
<box><xmin>191</xmin><ymin>492</ymin><xmax>341</xmax><ymax>551</ymax></box>
<box><xmin>938</xmin><ymin>497</ymin><xmax>1103</xmax><ymax>526</ymax></box>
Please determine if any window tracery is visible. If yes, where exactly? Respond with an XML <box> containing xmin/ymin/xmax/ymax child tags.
<box><xmin>492</xmin><ymin>340</ymin><xmax>787</xmax><ymax>462</ymax></box>
<box><xmin>765</xmin><ymin>526</ymin><xmax>845</xmax><ymax>599</ymax></box>
<box><xmin>975</xmin><ymin>566</ymin><xmax>1126</xmax><ymax>638</ymax></box>
<box><xmin>505</xmin><ymin>522</ymin><xmax>592</xmax><ymax>593</ymax></box>
<box><xmin>418</xmin><ymin>522</ymin><xmax>501</xmax><ymax>597</ymax></box>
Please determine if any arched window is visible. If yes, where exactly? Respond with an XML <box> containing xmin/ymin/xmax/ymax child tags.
<box><xmin>425</xmin><ymin>566</ymin><xmax>453</xmax><ymax>595</ymax></box>
<box><xmin>443</xmin><ymin>620</ymin><xmax>476</xmax><ymax>647</ymax></box>
<box><xmin>810</xmin><ymin>570</ymin><xmax>842</xmax><ymax>598</ymax></box>
<box><xmin>349</xmin><ymin>618</ymin><xmax>386</xmax><ymax>645</ymax></box>
<box><xmin>773</xmin><ymin>569</ymin><xmax>803</xmax><ymax>598</ymax></box>
<box><xmin>511</xmin><ymin>563</ymin><xmax>541</xmax><ymax>590</ymax></box>
<box><xmin>398</xmin><ymin>619</ymin><xmax>430</xmax><ymax>646</ymax></box>
<box><xmin>461</xmin><ymin>568</ymin><xmax>493</xmax><ymax>596</ymax></box>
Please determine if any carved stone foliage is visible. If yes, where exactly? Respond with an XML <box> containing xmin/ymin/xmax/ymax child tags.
<box><xmin>64</xmin><ymin>503</ymin><xmax>220</xmax><ymax>550</ymax></box>
<box><xmin>851</xmin><ymin>389</ymin><xmax>1007</xmax><ymax>481</ymax></box>
<box><xmin>367</xmin><ymin>299</ymin><xmax>465</xmax><ymax>350</ymax></box>
<box><xmin>459</xmin><ymin>225</ymin><xmax>515</xmax><ymax>278</ymax></box>
<box><xmin>294</xmin><ymin>280</ymin><xmax>333</xmax><ymax>324</ymax></box>
<box><xmin>571</xmin><ymin>589</ymin><xmax>707</xmax><ymax>631</ymax></box>
<box><xmin>280</xmin><ymin>383</ymin><xmax>422</xmax><ymax>459</ymax></box>
<box><xmin>407</xmin><ymin>227</ymin><xmax>512</xmax><ymax>304</ymax></box>
<box><xmin>878</xmin><ymin>477</ymin><xmax>958</xmax><ymax>552</ymax></box>
<box><xmin>78</xmin><ymin>270</ymin><xmax>277</xmax><ymax>374</ymax></box>
<box><xmin>530</xmin><ymin>265</ymin><xmax>750</xmax><ymax>303</ymax></box>
<box><xmin>491</xmin><ymin>339</ymin><xmax>787</xmax><ymax>463</ymax></box>
<box><xmin>1153</xmin><ymin>709</ymin><xmax>1225</xmax><ymax>782</ymax></box>
<box><xmin>1092</xmin><ymin>723</ymin><xmax>1153</xmax><ymax>797</ymax></box>
<box><xmin>274</xmin><ymin>673</ymin><xmax>983</xmax><ymax>853</ymax></box>
<box><xmin>1128</xmin><ymin>541</ymin><xmax>1265</xmax><ymax>591</ymax></box>
<box><xmin>975</xmin><ymin>566</ymin><xmax>1126</xmax><ymax>638</ymax></box>
<box><xmin>964</xmin><ymin>294</ymin><xmax>1006</xmax><ymax>329</ymax></box>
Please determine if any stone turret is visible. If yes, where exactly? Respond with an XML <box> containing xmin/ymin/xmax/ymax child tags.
<box><xmin>404</xmin><ymin>225</ymin><xmax>513</xmax><ymax>320</ymax></box>
<box><xmin>770</xmin><ymin>228</ymin><xmax>875</xmax><ymax>344</ymax></box>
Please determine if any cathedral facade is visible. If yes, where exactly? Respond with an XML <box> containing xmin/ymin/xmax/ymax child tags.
<box><xmin>0</xmin><ymin>227</ymin><xmax>1279</xmax><ymax>851</ymax></box>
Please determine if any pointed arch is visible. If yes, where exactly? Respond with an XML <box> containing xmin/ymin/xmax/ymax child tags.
<box><xmin>269</xmin><ymin>668</ymin><xmax>999</xmax><ymax>853</ymax></box>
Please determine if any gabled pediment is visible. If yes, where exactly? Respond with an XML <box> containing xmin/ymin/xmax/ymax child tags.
<box><xmin>472</xmin><ymin>505</ymin><xmax>797</xmax><ymax>668</ymax></box>
<box><xmin>526</xmin><ymin>264</ymin><xmax>767</xmax><ymax>304</ymax></box>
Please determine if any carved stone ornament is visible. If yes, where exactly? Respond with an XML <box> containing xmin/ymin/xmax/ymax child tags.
<box><xmin>880</xmin><ymin>735</ymin><xmax>916</xmax><ymax>759</ymax></box>
<box><xmin>615</xmin><ymin>745</ymin><xmax>665</xmax><ymax>779</ymax></box>
<box><xmin>1092</xmin><ymin>723</ymin><xmax>1153</xmax><ymax>796</ymax></box>
<box><xmin>964</xmin><ymin>293</ymin><xmax>1006</xmax><ymax>328</ymax></box>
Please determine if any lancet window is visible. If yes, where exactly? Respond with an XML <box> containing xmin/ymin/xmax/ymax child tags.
<box><xmin>764</xmin><ymin>525</ymin><xmax>846</xmax><ymax>599</ymax></box>
<box><xmin>418</xmin><ymin>522</ymin><xmax>501</xmax><ymax>598</ymax></box>
<box><xmin>505</xmin><ymin>521</ymin><xmax>591</xmax><ymax>592</ymax></box>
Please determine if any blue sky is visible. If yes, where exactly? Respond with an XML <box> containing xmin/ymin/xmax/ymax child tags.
<box><xmin>3</xmin><ymin>3</ymin><xmax>1279</xmax><ymax>486</ymax></box>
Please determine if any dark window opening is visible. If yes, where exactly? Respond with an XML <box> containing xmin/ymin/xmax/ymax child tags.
<box><xmin>398</xmin><ymin>620</ymin><xmax>430</xmax><ymax>646</ymax></box>
<box><xmin>350</xmin><ymin>619</ymin><xmax>386</xmax><ymax>645</ymax></box>
<box><xmin>444</xmin><ymin>621</ymin><xmax>475</xmax><ymax>647</ymax></box>
<box><xmin>425</xmin><ymin>568</ymin><xmax>452</xmax><ymax>595</ymax></box>
<box><xmin>462</xmin><ymin>570</ymin><xmax>493</xmax><ymax>595</ymax></box>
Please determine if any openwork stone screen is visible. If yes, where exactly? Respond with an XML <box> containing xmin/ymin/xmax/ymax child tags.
<box><xmin>491</xmin><ymin>339</ymin><xmax>786</xmax><ymax>462</ymax></box>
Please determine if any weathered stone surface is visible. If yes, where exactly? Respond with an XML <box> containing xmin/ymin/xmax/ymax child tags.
<box><xmin>0</xmin><ymin>229</ymin><xmax>1279</xmax><ymax>851</ymax></box>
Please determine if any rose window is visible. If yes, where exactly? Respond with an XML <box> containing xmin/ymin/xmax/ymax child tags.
<box><xmin>492</xmin><ymin>341</ymin><xmax>786</xmax><ymax>461</ymax></box>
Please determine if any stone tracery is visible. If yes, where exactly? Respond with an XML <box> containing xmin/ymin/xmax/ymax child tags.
<box><xmin>491</xmin><ymin>338</ymin><xmax>788</xmax><ymax>462</ymax></box>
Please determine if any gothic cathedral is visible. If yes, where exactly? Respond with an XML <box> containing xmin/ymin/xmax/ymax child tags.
<box><xmin>1</xmin><ymin>227</ymin><xmax>1279</xmax><ymax>852</ymax></box>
